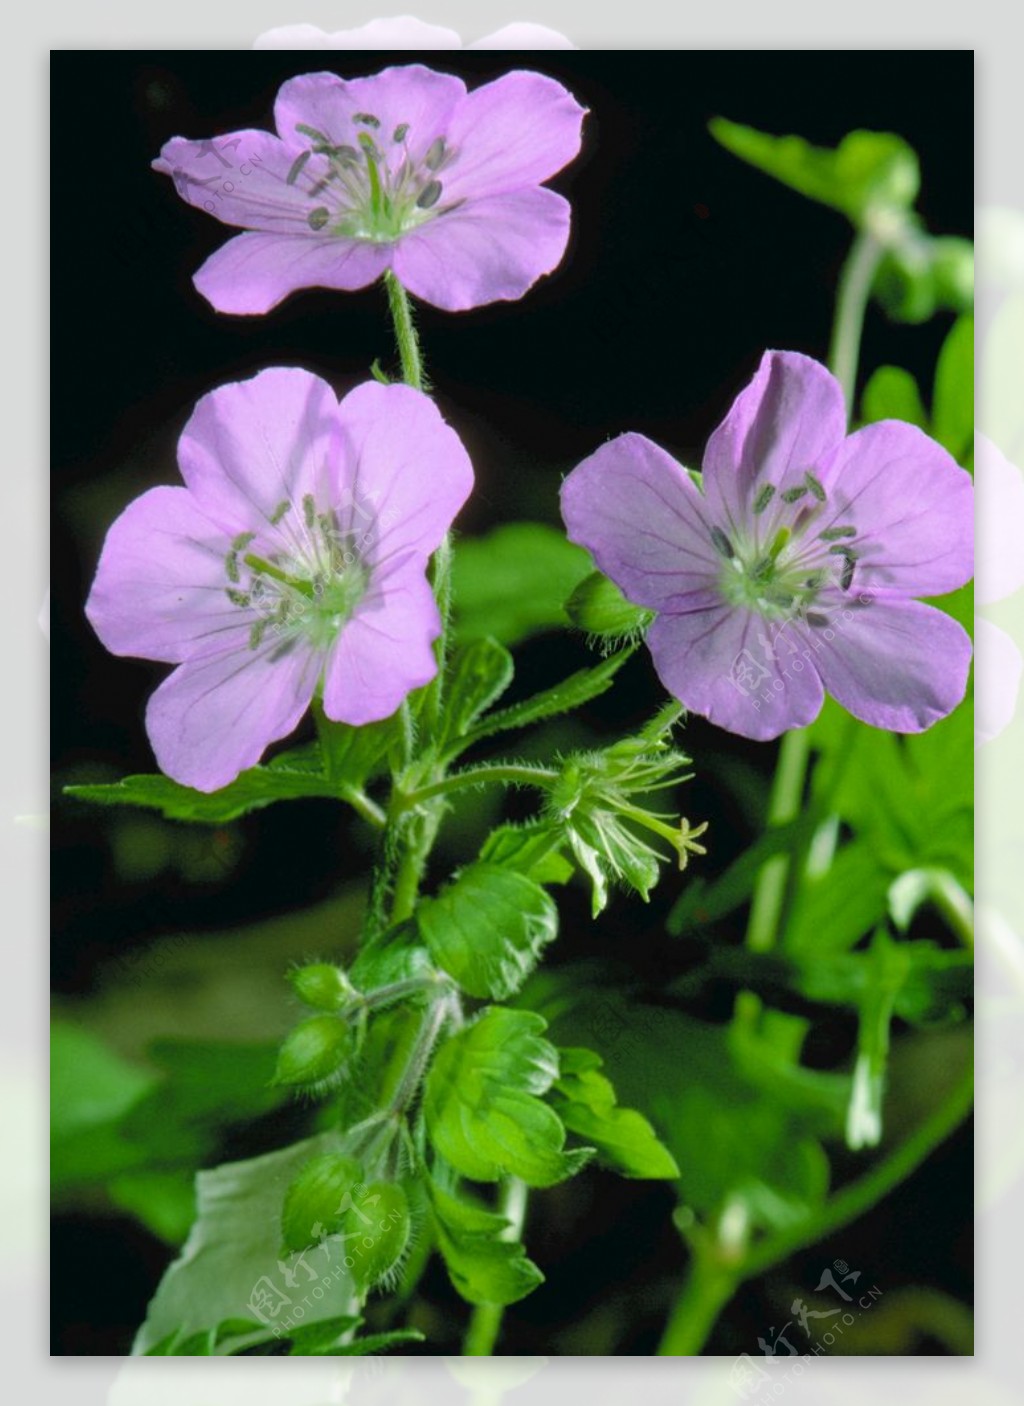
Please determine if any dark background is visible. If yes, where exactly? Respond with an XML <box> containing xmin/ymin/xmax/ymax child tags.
<box><xmin>52</xmin><ymin>52</ymin><xmax>972</xmax><ymax>1355</ymax></box>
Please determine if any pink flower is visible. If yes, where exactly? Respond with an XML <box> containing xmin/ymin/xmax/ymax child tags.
<box><xmin>154</xmin><ymin>65</ymin><xmax>586</xmax><ymax>315</ymax></box>
<box><xmin>561</xmin><ymin>351</ymin><xmax>975</xmax><ymax>740</ymax></box>
<box><xmin>86</xmin><ymin>369</ymin><xmax>473</xmax><ymax>791</ymax></box>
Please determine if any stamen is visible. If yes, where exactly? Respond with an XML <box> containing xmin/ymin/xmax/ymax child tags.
<box><xmin>225</xmin><ymin>588</ymin><xmax>250</xmax><ymax>607</ymax></box>
<box><xmin>416</xmin><ymin>180</ymin><xmax>443</xmax><ymax>210</ymax></box>
<box><xmin>806</xmin><ymin>612</ymin><xmax>830</xmax><ymax>628</ymax></box>
<box><xmin>249</xmin><ymin>618</ymin><xmax>269</xmax><ymax>651</ymax></box>
<box><xmin>710</xmin><ymin>526</ymin><xmax>735</xmax><ymax>559</ymax></box>
<box><xmin>295</xmin><ymin>123</ymin><xmax>331</xmax><ymax>145</ymax></box>
<box><xmin>841</xmin><ymin>557</ymin><xmax>856</xmax><ymax>591</ymax></box>
<box><xmin>286</xmin><ymin>151</ymin><xmax>311</xmax><ymax>186</ymax></box>
<box><xmin>392</xmin><ymin>123</ymin><xmax>409</xmax><ymax>143</ymax></box>
<box><xmin>767</xmin><ymin>526</ymin><xmax>791</xmax><ymax>562</ymax></box>
<box><xmin>232</xmin><ymin>531</ymin><xmax>256</xmax><ymax>552</ymax></box>
<box><xmin>827</xmin><ymin>545</ymin><xmax>858</xmax><ymax>558</ymax></box>
<box><xmin>225</xmin><ymin>551</ymin><xmax>239</xmax><ymax>583</ymax></box>
<box><xmin>424</xmin><ymin>137</ymin><xmax>446</xmax><ymax>171</ymax></box>
<box><xmin>819</xmin><ymin>525</ymin><xmax>856</xmax><ymax>540</ymax></box>
<box><xmin>804</xmin><ymin>471</ymin><xmax>827</xmax><ymax>502</ymax></box>
<box><xmin>353</xmin><ymin>113</ymin><xmax>381</xmax><ymax>129</ymax></box>
<box><xmin>269</xmin><ymin>502</ymin><xmax>290</xmax><ymax>526</ymax></box>
<box><xmin>782</xmin><ymin>485</ymin><xmax>807</xmax><ymax>503</ymax></box>
<box><xmin>307</xmin><ymin>207</ymin><xmax>330</xmax><ymax>231</ymax></box>
<box><xmin>753</xmin><ymin>484</ymin><xmax>776</xmax><ymax>515</ymax></box>
<box><xmin>303</xmin><ymin>494</ymin><xmax>317</xmax><ymax>529</ymax></box>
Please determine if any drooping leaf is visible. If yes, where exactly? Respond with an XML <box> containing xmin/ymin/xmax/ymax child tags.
<box><xmin>452</xmin><ymin>522</ymin><xmax>590</xmax><ymax>646</ymax></box>
<box><xmin>479</xmin><ymin>823</ymin><xmax>574</xmax><ymax>885</ymax></box>
<box><xmin>424</xmin><ymin>1007</ymin><xmax>592</xmax><ymax>1188</ymax></box>
<box><xmin>417</xmin><ymin>863</ymin><xmax>558</xmax><ymax>1000</ymax></box>
<box><xmin>429</xmin><ymin>1181</ymin><xmax>544</xmax><ymax>1307</ymax></box>
<box><xmin>710</xmin><ymin>119</ymin><xmax>920</xmax><ymax>223</ymax></box>
<box><xmin>551</xmin><ymin>1048</ymin><xmax>679</xmax><ymax>1179</ymax></box>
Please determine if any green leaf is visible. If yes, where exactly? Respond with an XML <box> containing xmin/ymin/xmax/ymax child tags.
<box><xmin>438</xmin><ymin>638</ymin><xmax>515</xmax><ymax>753</ymax></box>
<box><xmin>315</xmin><ymin>708</ymin><xmax>400</xmax><ymax>789</ymax></box>
<box><xmin>65</xmin><ymin>751</ymin><xmax>338</xmax><ymax>823</ymax></box>
<box><xmin>452</xmin><ymin>523</ymin><xmax>591</xmax><ymax>647</ymax></box>
<box><xmin>282</xmin><ymin>1314</ymin><xmax>362</xmax><ymax>1354</ymax></box>
<box><xmin>479</xmin><ymin>823</ymin><xmax>574</xmax><ymax>885</ymax></box>
<box><xmin>710</xmin><ymin>119</ymin><xmax>919</xmax><ymax>224</ymax></box>
<box><xmin>551</xmin><ymin>1047</ymin><xmax>679</xmax><ymax>1179</ymax></box>
<box><xmin>429</xmin><ymin>1181</ymin><xmax>544</xmax><ymax>1306</ymax></box>
<box><xmin>861</xmin><ymin>365</ymin><xmax>928</xmax><ymax>429</ymax></box>
<box><xmin>417</xmin><ymin>863</ymin><xmax>558</xmax><ymax>1000</ymax></box>
<box><xmin>304</xmin><ymin>1328</ymin><xmax>426</xmax><ymax>1356</ymax></box>
<box><xmin>51</xmin><ymin>1020</ymin><xmax>156</xmax><ymax>1140</ymax></box>
<box><xmin>107</xmin><ymin>1169</ymin><xmax>196</xmax><ymax>1245</ymax></box>
<box><xmin>872</xmin><ymin>232</ymin><xmax>974</xmax><ymax>327</ymax></box>
<box><xmin>932</xmin><ymin>314</ymin><xmax>974</xmax><ymax>462</ymax></box>
<box><xmin>783</xmin><ymin>841</ymin><xmax>892</xmax><ymax>955</ymax></box>
<box><xmin>132</xmin><ymin>1133</ymin><xmax>361</xmax><ymax>1354</ymax></box>
<box><xmin>424</xmin><ymin>1008</ymin><xmax>592</xmax><ymax>1188</ymax></box>
<box><xmin>460</xmin><ymin>648</ymin><xmax>636</xmax><ymax>750</ymax></box>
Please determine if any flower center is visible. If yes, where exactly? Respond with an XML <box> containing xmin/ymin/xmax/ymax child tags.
<box><xmin>290</xmin><ymin>114</ymin><xmax>459</xmax><ymax>244</ymax></box>
<box><xmin>224</xmin><ymin>495</ymin><xmax>370</xmax><ymax>652</ymax></box>
<box><xmin>711</xmin><ymin>472</ymin><xmax>859</xmax><ymax>622</ymax></box>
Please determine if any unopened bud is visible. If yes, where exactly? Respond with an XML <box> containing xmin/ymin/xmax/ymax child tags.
<box><xmin>288</xmin><ymin>962</ymin><xmax>355</xmax><ymax>1012</ymax></box>
<box><xmin>281</xmin><ymin>1152</ymin><xmax>364</xmax><ymax>1252</ymax></box>
<box><xmin>565</xmin><ymin>571</ymin><xmax>652</xmax><ymax>642</ymax></box>
<box><xmin>272</xmin><ymin>1014</ymin><xmax>351</xmax><ymax>1088</ymax></box>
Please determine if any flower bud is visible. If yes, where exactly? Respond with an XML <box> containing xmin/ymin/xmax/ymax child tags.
<box><xmin>288</xmin><ymin>962</ymin><xmax>355</xmax><ymax>1012</ymax></box>
<box><xmin>281</xmin><ymin>1152</ymin><xmax>364</xmax><ymax>1252</ymax></box>
<box><xmin>931</xmin><ymin>236</ymin><xmax>974</xmax><ymax>313</ymax></box>
<box><xmin>565</xmin><ymin>571</ymin><xmax>652</xmax><ymax>644</ymax></box>
<box><xmin>343</xmin><ymin>1180</ymin><xmax>411</xmax><ymax>1291</ymax></box>
<box><xmin>272</xmin><ymin>1014</ymin><xmax>352</xmax><ymax>1088</ymax></box>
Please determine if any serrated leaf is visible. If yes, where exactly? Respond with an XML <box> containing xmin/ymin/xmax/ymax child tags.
<box><xmin>479</xmin><ymin>823</ymin><xmax>574</xmax><ymax>885</ymax></box>
<box><xmin>460</xmin><ymin>648</ymin><xmax>635</xmax><ymax>750</ymax></box>
<box><xmin>283</xmin><ymin>1314</ymin><xmax>362</xmax><ymax>1354</ymax></box>
<box><xmin>417</xmin><ymin>864</ymin><xmax>558</xmax><ymax>1000</ymax></box>
<box><xmin>65</xmin><ymin>754</ymin><xmax>337</xmax><ymax>823</ymax></box>
<box><xmin>429</xmin><ymin>1182</ymin><xmax>544</xmax><ymax>1306</ymax></box>
<box><xmin>552</xmin><ymin>1047</ymin><xmax>679</xmax><ymax>1179</ymax></box>
<box><xmin>452</xmin><ymin>522</ymin><xmax>591</xmax><ymax>647</ymax></box>
<box><xmin>315</xmin><ymin>708</ymin><xmax>400</xmax><ymax>789</ymax></box>
<box><xmin>861</xmin><ymin>365</ymin><xmax>928</xmax><ymax>429</ymax></box>
<box><xmin>424</xmin><ymin>1008</ymin><xmax>591</xmax><ymax>1188</ymax></box>
<box><xmin>711</xmin><ymin>119</ymin><xmax>919</xmax><ymax>224</ymax></box>
<box><xmin>438</xmin><ymin>638</ymin><xmax>515</xmax><ymax>753</ymax></box>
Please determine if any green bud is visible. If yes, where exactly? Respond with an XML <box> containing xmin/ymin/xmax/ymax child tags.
<box><xmin>288</xmin><ymin>962</ymin><xmax>355</xmax><ymax>1012</ymax></box>
<box><xmin>343</xmin><ymin>1181</ymin><xmax>411</xmax><ymax>1291</ymax></box>
<box><xmin>931</xmin><ymin>236</ymin><xmax>974</xmax><ymax>313</ymax></box>
<box><xmin>272</xmin><ymin>1014</ymin><xmax>351</xmax><ymax>1088</ymax></box>
<box><xmin>281</xmin><ymin>1152</ymin><xmax>364</xmax><ymax>1252</ymax></box>
<box><xmin>565</xmin><ymin>571</ymin><xmax>652</xmax><ymax>643</ymax></box>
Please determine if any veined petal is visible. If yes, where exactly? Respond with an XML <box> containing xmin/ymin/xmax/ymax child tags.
<box><xmin>794</xmin><ymin>594</ymin><xmax>972</xmax><ymax>732</ymax></box>
<box><xmin>145</xmin><ymin>634</ymin><xmax>322</xmax><ymax>792</ymax></box>
<box><xmin>322</xmin><ymin>561</ymin><xmax>441</xmax><ymax>725</ymax></box>
<box><xmin>702</xmin><ymin>351</ymin><xmax>848</xmax><ymax>533</ymax></box>
<box><xmin>817</xmin><ymin>419</ymin><xmax>974</xmax><ymax>597</ymax></box>
<box><xmin>647</xmin><ymin>602</ymin><xmax>825</xmax><ymax>741</ymax></box>
<box><xmin>273</xmin><ymin>67</ymin><xmax>465</xmax><ymax>169</ymax></box>
<box><xmin>393</xmin><ymin>187</ymin><xmax>571</xmax><ymax>311</ymax></box>
<box><xmin>439</xmin><ymin>70</ymin><xmax>586</xmax><ymax>202</ymax></box>
<box><xmin>560</xmin><ymin>432</ymin><xmax>720</xmax><ymax>611</ymax></box>
<box><xmin>192</xmin><ymin>231</ymin><xmax>391</xmax><ymax>316</ymax></box>
<box><xmin>334</xmin><ymin>382</ymin><xmax>474</xmax><ymax>566</ymax></box>
<box><xmin>154</xmin><ymin>130</ymin><xmax>324</xmax><ymax>234</ymax></box>
<box><xmin>85</xmin><ymin>486</ymin><xmax>242</xmax><ymax>664</ymax></box>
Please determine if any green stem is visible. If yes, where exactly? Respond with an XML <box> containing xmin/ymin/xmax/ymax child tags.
<box><xmin>744</xmin><ymin>726</ymin><xmax>811</xmax><ymax>955</ymax></box>
<box><xmin>396</xmin><ymin>764</ymin><xmax>561</xmax><ymax>813</ymax></box>
<box><xmin>463</xmin><ymin>1178</ymin><xmax>529</xmax><ymax>1356</ymax></box>
<box><xmin>657</xmin><ymin>1058</ymin><xmax>973</xmax><ymax>1354</ymax></box>
<box><xmin>827</xmin><ymin>229</ymin><xmax>884</xmax><ymax>412</ymax></box>
<box><xmin>384</xmin><ymin>269</ymin><xmax>424</xmax><ymax>391</ymax></box>
<box><xmin>339</xmin><ymin>786</ymin><xmax>387</xmax><ymax>830</ymax></box>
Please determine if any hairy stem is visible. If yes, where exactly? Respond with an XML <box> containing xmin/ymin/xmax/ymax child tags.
<box><xmin>463</xmin><ymin>1178</ymin><xmax>529</xmax><ymax>1356</ymax></box>
<box><xmin>396</xmin><ymin>763</ymin><xmax>561</xmax><ymax>813</ymax></box>
<box><xmin>384</xmin><ymin>269</ymin><xmax>424</xmax><ymax>391</ymax></box>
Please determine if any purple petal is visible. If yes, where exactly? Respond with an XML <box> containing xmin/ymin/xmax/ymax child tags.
<box><xmin>323</xmin><ymin>562</ymin><xmax>441</xmax><ymax>725</ymax></box>
<box><xmin>976</xmin><ymin>433</ymin><xmax>1024</xmax><ymax>605</ymax></box>
<box><xmin>334</xmin><ymin>382</ymin><xmax>474</xmax><ymax>564</ymax></box>
<box><xmin>817</xmin><ymin>419</ymin><xmax>974</xmax><ymax>597</ymax></box>
<box><xmin>560</xmin><ymin>432</ymin><xmax>719</xmax><ymax>610</ymax></box>
<box><xmin>153</xmin><ymin>130</ymin><xmax>315</xmax><ymax>234</ymax></box>
<box><xmin>255</xmin><ymin>19</ymin><xmax>463</xmax><ymax>49</ymax></box>
<box><xmin>85</xmin><ymin>486</ymin><xmax>240</xmax><ymax>664</ymax></box>
<box><xmin>145</xmin><ymin>635</ymin><xmax>322</xmax><ymax>792</ymax></box>
<box><xmin>975</xmin><ymin>617</ymin><xmax>1022</xmax><ymax>746</ymax></box>
<box><xmin>647</xmin><ymin>603</ymin><xmax>825</xmax><ymax>741</ymax></box>
<box><xmin>273</xmin><ymin>67</ymin><xmax>465</xmax><ymax>166</ymax></box>
<box><xmin>702</xmin><ymin>351</ymin><xmax>848</xmax><ymax>532</ymax></box>
<box><xmin>468</xmin><ymin>24</ymin><xmax>577</xmax><ymax>48</ymax></box>
<box><xmin>192</xmin><ymin>231</ymin><xmax>391</xmax><ymax>316</ymax></box>
<box><xmin>440</xmin><ymin>71</ymin><xmax>586</xmax><ymax>203</ymax></box>
<box><xmin>795</xmin><ymin>595</ymin><xmax>972</xmax><ymax>733</ymax></box>
<box><xmin>176</xmin><ymin>368</ymin><xmax>342</xmax><ymax>525</ymax></box>
<box><xmin>393</xmin><ymin>187</ymin><xmax>571</xmax><ymax>311</ymax></box>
